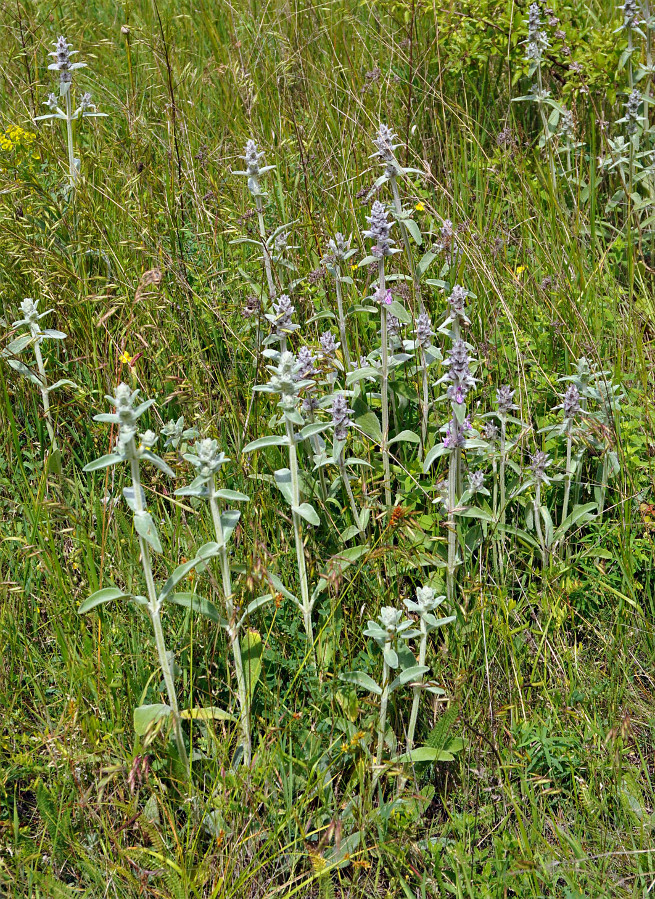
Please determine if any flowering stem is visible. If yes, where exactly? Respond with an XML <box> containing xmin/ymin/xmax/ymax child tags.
<box><xmin>561</xmin><ymin>423</ymin><xmax>572</xmax><ymax>529</ymax></box>
<box><xmin>420</xmin><ymin>347</ymin><xmax>429</xmax><ymax>453</ymax></box>
<box><xmin>32</xmin><ymin>338</ymin><xmax>56</xmax><ymax>448</ymax></box>
<box><xmin>285</xmin><ymin>418</ymin><xmax>315</xmax><ymax>659</ymax></box>
<box><xmin>128</xmin><ymin>444</ymin><xmax>189</xmax><ymax>772</ymax></box>
<box><xmin>446</xmin><ymin>443</ymin><xmax>458</xmax><ymax>605</ymax></box>
<box><xmin>533</xmin><ymin>481</ymin><xmax>548</xmax><ymax>568</ymax></box>
<box><xmin>334</xmin><ymin>272</ymin><xmax>351</xmax><ymax>371</ymax></box>
<box><xmin>404</xmin><ymin>616</ymin><xmax>426</xmax><ymax>761</ymax></box>
<box><xmin>379</xmin><ymin>259</ymin><xmax>392</xmax><ymax>506</ymax></box>
<box><xmin>338</xmin><ymin>445</ymin><xmax>362</xmax><ymax>531</ymax></box>
<box><xmin>376</xmin><ymin>650</ymin><xmax>391</xmax><ymax>765</ymax></box>
<box><xmin>255</xmin><ymin>194</ymin><xmax>276</xmax><ymax>302</ymax></box>
<box><xmin>390</xmin><ymin>176</ymin><xmax>423</xmax><ymax>314</ymax></box>
<box><xmin>208</xmin><ymin>480</ymin><xmax>251</xmax><ymax>765</ymax></box>
<box><xmin>65</xmin><ymin>90</ymin><xmax>76</xmax><ymax>186</ymax></box>
<box><xmin>498</xmin><ymin>416</ymin><xmax>507</xmax><ymax>576</ymax></box>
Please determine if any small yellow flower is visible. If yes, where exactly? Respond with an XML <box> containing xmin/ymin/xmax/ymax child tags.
<box><xmin>514</xmin><ymin>265</ymin><xmax>526</xmax><ymax>277</ymax></box>
<box><xmin>119</xmin><ymin>350</ymin><xmax>133</xmax><ymax>365</ymax></box>
<box><xmin>350</xmin><ymin>263</ymin><xmax>357</xmax><ymax>271</ymax></box>
<box><xmin>415</xmin><ymin>201</ymin><xmax>425</xmax><ymax>212</ymax></box>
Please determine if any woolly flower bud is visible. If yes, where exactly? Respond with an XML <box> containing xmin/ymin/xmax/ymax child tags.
<box><xmin>468</xmin><ymin>470</ymin><xmax>485</xmax><ymax>493</ymax></box>
<box><xmin>320</xmin><ymin>331</ymin><xmax>338</xmax><ymax>358</ymax></box>
<box><xmin>443</xmin><ymin>417</ymin><xmax>466</xmax><ymax>450</ymax></box>
<box><xmin>79</xmin><ymin>92</ymin><xmax>95</xmax><ymax>112</ymax></box>
<box><xmin>436</xmin><ymin>218</ymin><xmax>456</xmax><ymax>258</ymax></box>
<box><xmin>622</xmin><ymin>0</ymin><xmax>639</xmax><ymax>27</ymax></box>
<box><xmin>444</xmin><ymin>339</ymin><xmax>476</xmax><ymax>404</ymax></box>
<box><xmin>374</xmin><ymin>286</ymin><xmax>393</xmax><ymax>305</ymax></box>
<box><xmin>302</xmin><ymin>393</ymin><xmax>319</xmax><ymax>414</ymax></box>
<box><xmin>140</xmin><ymin>430</ymin><xmax>158</xmax><ymax>451</ymax></box>
<box><xmin>189</xmin><ymin>437</ymin><xmax>227</xmax><ymax>478</ymax></box>
<box><xmin>48</xmin><ymin>35</ymin><xmax>84</xmax><ymax>90</ymax></box>
<box><xmin>530</xmin><ymin>450</ymin><xmax>552</xmax><ymax>483</ymax></box>
<box><xmin>495</xmin><ymin>385</ymin><xmax>518</xmax><ymax>415</ymax></box>
<box><xmin>560</xmin><ymin>109</ymin><xmax>574</xmax><ymax>139</ymax></box>
<box><xmin>379</xmin><ymin>606</ymin><xmax>403</xmax><ymax>633</ymax></box>
<box><xmin>448</xmin><ymin>284</ymin><xmax>468</xmax><ymax>320</ymax></box>
<box><xmin>331</xmin><ymin>393</ymin><xmax>353</xmax><ymax>441</ymax></box>
<box><xmin>363</xmin><ymin>201</ymin><xmax>395</xmax><ymax>257</ymax></box>
<box><xmin>243</xmin><ymin>139</ymin><xmax>262</xmax><ymax>176</ymax></box>
<box><xmin>415</xmin><ymin>585</ymin><xmax>436</xmax><ymax>607</ymax></box>
<box><xmin>526</xmin><ymin>3</ymin><xmax>549</xmax><ymax>60</ymax></box>
<box><xmin>47</xmin><ymin>92</ymin><xmax>58</xmax><ymax>111</ymax></box>
<box><xmin>625</xmin><ymin>89</ymin><xmax>641</xmax><ymax>134</ymax></box>
<box><xmin>297</xmin><ymin>346</ymin><xmax>317</xmax><ymax>379</ymax></box>
<box><xmin>483</xmin><ymin>421</ymin><xmax>499</xmax><ymax>442</ymax></box>
<box><xmin>19</xmin><ymin>297</ymin><xmax>39</xmax><ymax>325</ymax></box>
<box><xmin>373</xmin><ymin>123</ymin><xmax>401</xmax><ymax>178</ymax></box>
<box><xmin>561</xmin><ymin>384</ymin><xmax>581</xmax><ymax>418</ymax></box>
<box><xmin>387</xmin><ymin>314</ymin><xmax>401</xmax><ymax>339</ymax></box>
<box><xmin>162</xmin><ymin>418</ymin><xmax>184</xmax><ymax>449</ymax></box>
<box><xmin>243</xmin><ymin>294</ymin><xmax>261</xmax><ymax>318</ymax></box>
<box><xmin>270</xmin><ymin>294</ymin><xmax>294</xmax><ymax>336</ymax></box>
<box><xmin>326</xmin><ymin>232</ymin><xmax>351</xmax><ymax>263</ymax></box>
<box><xmin>415</xmin><ymin>312</ymin><xmax>433</xmax><ymax>350</ymax></box>
<box><xmin>267</xmin><ymin>351</ymin><xmax>302</xmax><ymax>399</ymax></box>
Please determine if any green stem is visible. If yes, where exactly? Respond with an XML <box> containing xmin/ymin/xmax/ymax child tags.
<box><xmin>255</xmin><ymin>193</ymin><xmax>275</xmax><ymax>301</ymax></box>
<box><xmin>334</xmin><ymin>272</ymin><xmax>351</xmax><ymax>371</ymax></box>
<box><xmin>376</xmin><ymin>652</ymin><xmax>391</xmax><ymax>765</ymax></box>
<box><xmin>208</xmin><ymin>481</ymin><xmax>251</xmax><ymax>765</ymax></box>
<box><xmin>65</xmin><ymin>90</ymin><xmax>76</xmax><ymax>186</ymax></box>
<box><xmin>338</xmin><ymin>445</ymin><xmax>362</xmax><ymax>531</ymax></box>
<box><xmin>379</xmin><ymin>260</ymin><xmax>392</xmax><ymax>506</ymax></box>
<box><xmin>390</xmin><ymin>175</ymin><xmax>423</xmax><ymax>314</ymax></box>
<box><xmin>285</xmin><ymin>417</ymin><xmax>315</xmax><ymax>657</ymax></box>
<box><xmin>128</xmin><ymin>447</ymin><xmax>189</xmax><ymax>772</ymax></box>
<box><xmin>32</xmin><ymin>338</ymin><xmax>55</xmax><ymax>448</ymax></box>
<box><xmin>534</xmin><ymin>481</ymin><xmax>547</xmax><ymax>568</ymax></box>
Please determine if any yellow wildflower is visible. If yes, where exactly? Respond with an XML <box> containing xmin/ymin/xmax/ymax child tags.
<box><xmin>119</xmin><ymin>350</ymin><xmax>134</xmax><ymax>365</ymax></box>
<box><xmin>415</xmin><ymin>201</ymin><xmax>425</xmax><ymax>212</ymax></box>
<box><xmin>514</xmin><ymin>265</ymin><xmax>526</xmax><ymax>278</ymax></box>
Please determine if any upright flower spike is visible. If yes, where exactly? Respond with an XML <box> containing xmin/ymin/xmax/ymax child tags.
<box><xmin>364</xmin><ymin>200</ymin><xmax>396</xmax><ymax>505</ymax></box>
<box><xmin>331</xmin><ymin>392</ymin><xmax>362</xmax><ymax>531</ymax></box>
<box><xmin>175</xmin><ymin>437</ymin><xmax>255</xmax><ymax>765</ymax></box>
<box><xmin>246</xmin><ymin>351</ymin><xmax>318</xmax><ymax>655</ymax></box>
<box><xmin>265</xmin><ymin>293</ymin><xmax>298</xmax><ymax>351</ymax></box>
<box><xmin>323</xmin><ymin>233</ymin><xmax>356</xmax><ymax>372</ymax></box>
<box><xmin>530</xmin><ymin>449</ymin><xmax>552</xmax><ymax>567</ymax></box>
<box><xmin>525</xmin><ymin>3</ymin><xmax>549</xmax><ymax>63</ymax></box>
<box><xmin>81</xmin><ymin>385</ymin><xmax>191</xmax><ymax>773</ymax></box>
<box><xmin>233</xmin><ymin>139</ymin><xmax>277</xmax><ymax>301</ymax></box>
<box><xmin>400</xmin><ymin>586</ymin><xmax>453</xmax><ymax>788</ymax></box>
<box><xmin>5</xmin><ymin>298</ymin><xmax>69</xmax><ymax>450</ymax></box>
<box><xmin>36</xmin><ymin>36</ymin><xmax>106</xmax><ymax>186</ymax></box>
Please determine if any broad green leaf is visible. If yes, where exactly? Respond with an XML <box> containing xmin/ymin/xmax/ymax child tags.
<box><xmin>159</xmin><ymin>557</ymin><xmax>201</xmax><ymax>601</ymax></box>
<box><xmin>353</xmin><ymin>408</ymin><xmax>382</xmax><ymax>443</ymax></box>
<box><xmin>181</xmin><ymin>706</ymin><xmax>236</xmax><ymax>722</ymax></box>
<box><xmin>78</xmin><ymin>586</ymin><xmax>127</xmax><ymax>614</ymax></box>
<box><xmin>299</xmin><ymin>422</ymin><xmax>329</xmax><ymax>440</ymax></box>
<box><xmin>423</xmin><ymin>443</ymin><xmax>449</xmax><ymax>470</ymax></box>
<box><xmin>83</xmin><ymin>453</ymin><xmax>123</xmax><ymax>472</ymax></box>
<box><xmin>457</xmin><ymin>506</ymin><xmax>495</xmax><ymax>524</ymax></box>
<box><xmin>403</xmin><ymin>218</ymin><xmax>422</xmax><ymax>245</ymax></box>
<box><xmin>398</xmin><ymin>746</ymin><xmax>455</xmax><ymax>763</ymax></box>
<box><xmin>241</xmin><ymin>629</ymin><xmax>263</xmax><ymax>702</ymax></box>
<box><xmin>214</xmin><ymin>488</ymin><xmax>249</xmax><ymax>502</ymax></box>
<box><xmin>388</xmin><ymin>429</ymin><xmax>420</xmax><ymax>446</ymax></box>
<box><xmin>140</xmin><ymin>450</ymin><xmax>175</xmax><ymax>478</ymax></box>
<box><xmin>133</xmin><ymin>511</ymin><xmax>162</xmax><ymax>553</ymax></box>
<box><xmin>345</xmin><ymin>366</ymin><xmax>379</xmax><ymax>386</ymax></box>
<box><xmin>166</xmin><ymin>592</ymin><xmax>224</xmax><ymax>624</ymax></box>
<box><xmin>339</xmin><ymin>670</ymin><xmax>382</xmax><ymax>695</ymax></box>
<box><xmin>274</xmin><ymin>468</ymin><xmax>294</xmax><ymax>505</ymax></box>
<box><xmin>389</xmin><ymin>665</ymin><xmax>430</xmax><ymax>693</ymax></box>
<box><xmin>387</xmin><ymin>300</ymin><xmax>412</xmax><ymax>324</ymax></box>
<box><xmin>383</xmin><ymin>647</ymin><xmax>399</xmax><ymax>669</ymax></box>
<box><xmin>46</xmin><ymin>378</ymin><xmax>76</xmax><ymax>393</ymax></box>
<box><xmin>221</xmin><ymin>510</ymin><xmax>241</xmax><ymax>544</ymax></box>
<box><xmin>554</xmin><ymin>503</ymin><xmax>597</xmax><ymax>541</ymax></box>
<box><xmin>242</xmin><ymin>435</ymin><xmax>289</xmax><ymax>452</ymax></box>
<box><xmin>238</xmin><ymin>593</ymin><xmax>274</xmax><ymax>627</ymax></box>
<box><xmin>134</xmin><ymin>703</ymin><xmax>171</xmax><ymax>736</ymax></box>
<box><xmin>293</xmin><ymin>502</ymin><xmax>320</xmax><ymax>526</ymax></box>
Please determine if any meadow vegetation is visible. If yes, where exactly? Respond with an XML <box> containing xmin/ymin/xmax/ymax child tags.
<box><xmin>0</xmin><ymin>0</ymin><xmax>655</xmax><ymax>895</ymax></box>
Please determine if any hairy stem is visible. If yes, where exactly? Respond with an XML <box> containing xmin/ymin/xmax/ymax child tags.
<box><xmin>379</xmin><ymin>259</ymin><xmax>392</xmax><ymax>506</ymax></box>
<box><xmin>334</xmin><ymin>273</ymin><xmax>351</xmax><ymax>371</ymax></box>
<box><xmin>32</xmin><ymin>339</ymin><xmax>55</xmax><ymax>447</ymax></box>
<box><xmin>376</xmin><ymin>652</ymin><xmax>391</xmax><ymax>765</ymax></box>
<box><xmin>128</xmin><ymin>447</ymin><xmax>188</xmax><ymax>772</ymax></box>
<box><xmin>286</xmin><ymin>418</ymin><xmax>315</xmax><ymax>657</ymax></box>
<box><xmin>208</xmin><ymin>480</ymin><xmax>251</xmax><ymax>765</ymax></box>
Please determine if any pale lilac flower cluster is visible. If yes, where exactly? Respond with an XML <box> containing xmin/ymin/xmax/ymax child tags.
<box><xmin>526</xmin><ymin>3</ymin><xmax>549</xmax><ymax>62</ymax></box>
<box><xmin>495</xmin><ymin>385</ymin><xmax>518</xmax><ymax>415</ymax></box>
<box><xmin>443</xmin><ymin>339</ymin><xmax>476</xmax><ymax>405</ymax></box>
<box><xmin>415</xmin><ymin>312</ymin><xmax>433</xmax><ymax>350</ymax></box>
<box><xmin>331</xmin><ymin>393</ymin><xmax>353</xmax><ymax>441</ymax></box>
<box><xmin>364</xmin><ymin>201</ymin><xmax>395</xmax><ymax>257</ymax></box>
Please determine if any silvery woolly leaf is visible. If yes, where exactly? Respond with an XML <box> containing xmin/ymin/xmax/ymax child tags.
<box><xmin>383</xmin><ymin>646</ymin><xmax>399</xmax><ymax>669</ymax></box>
<box><xmin>123</xmin><ymin>485</ymin><xmax>146</xmax><ymax>512</ymax></box>
<box><xmin>133</xmin><ymin>510</ymin><xmax>162</xmax><ymax>553</ymax></box>
<box><xmin>41</xmin><ymin>329</ymin><xmax>66</xmax><ymax>339</ymax></box>
<box><xmin>139</xmin><ymin>450</ymin><xmax>175</xmax><ymax>478</ymax></box>
<box><xmin>214</xmin><ymin>488</ymin><xmax>249</xmax><ymax>502</ymax></box>
<box><xmin>274</xmin><ymin>468</ymin><xmax>293</xmax><ymax>505</ymax></box>
<box><xmin>46</xmin><ymin>378</ymin><xmax>76</xmax><ymax>393</ymax></box>
<box><xmin>83</xmin><ymin>452</ymin><xmax>123</xmax><ymax>472</ymax></box>
<box><xmin>339</xmin><ymin>670</ymin><xmax>382</xmax><ymax>695</ymax></box>
<box><xmin>78</xmin><ymin>586</ymin><xmax>128</xmax><ymax>614</ymax></box>
<box><xmin>389</xmin><ymin>665</ymin><xmax>430</xmax><ymax>693</ymax></box>
<box><xmin>221</xmin><ymin>510</ymin><xmax>240</xmax><ymax>544</ymax></box>
<box><xmin>293</xmin><ymin>502</ymin><xmax>320</xmax><ymax>526</ymax></box>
